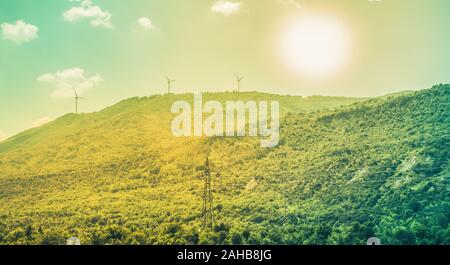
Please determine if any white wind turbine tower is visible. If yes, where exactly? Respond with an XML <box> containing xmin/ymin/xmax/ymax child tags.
<box><xmin>73</xmin><ymin>88</ymin><xmax>84</xmax><ymax>114</ymax></box>
<box><xmin>235</xmin><ymin>75</ymin><xmax>244</xmax><ymax>93</ymax></box>
<box><xmin>165</xmin><ymin>74</ymin><xmax>176</xmax><ymax>94</ymax></box>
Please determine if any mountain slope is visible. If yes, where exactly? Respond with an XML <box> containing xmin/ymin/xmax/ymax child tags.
<box><xmin>0</xmin><ymin>92</ymin><xmax>363</xmax><ymax>176</ymax></box>
<box><xmin>0</xmin><ymin>88</ymin><xmax>448</xmax><ymax>245</ymax></box>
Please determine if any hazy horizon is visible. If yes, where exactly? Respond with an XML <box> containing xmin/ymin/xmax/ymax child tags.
<box><xmin>0</xmin><ymin>86</ymin><xmax>429</xmax><ymax>141</ymax></box>
<box><xmin>1</xmin><ymin>0</ymin><xmax>449</xmax><ymax>138</ymax></box>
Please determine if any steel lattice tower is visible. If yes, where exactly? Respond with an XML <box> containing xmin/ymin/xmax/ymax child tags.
<box><xmin>202</xmin><ymin>158</ymin><xmax>214</xmax><ymax>228</ymax></box>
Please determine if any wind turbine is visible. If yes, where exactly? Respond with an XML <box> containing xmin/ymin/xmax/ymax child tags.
<box><xmin>73</xmin><ymin>88</ymin><xmax>84</xmax><ymax>114</ymax></box>
<box><xmin>165</xmin><ymin>74</ymin><xmax>176</xmax><ymax>94</ymax></box>
<box><xmin>235</xmin><ymin>75</ymin><xmax>244</xmax><ymax>93</ymax></box>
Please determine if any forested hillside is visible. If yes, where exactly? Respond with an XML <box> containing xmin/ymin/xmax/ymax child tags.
<box><xmin>0</xmin><ymin>87</ymin><xmax>448</xmax><ymax>245</ymax></box>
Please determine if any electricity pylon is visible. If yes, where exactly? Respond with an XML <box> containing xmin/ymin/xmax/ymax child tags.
<box><xmin>202</xmin><ymin>157</ymin><xmax>214</xmax><ymax>228</ymax></box>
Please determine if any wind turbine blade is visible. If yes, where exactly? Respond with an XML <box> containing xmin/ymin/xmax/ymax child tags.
<box><xmin>235</xmin><ymin>75</ymin><xmax>244</xmax><ymax>81</ymax></box>
<box><xmin>73</xmin><ymin>88</ymin><xmax>78</xmax><ymax>98</ymax></box>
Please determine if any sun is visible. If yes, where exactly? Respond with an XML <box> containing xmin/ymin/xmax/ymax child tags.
<box><xmin>279</xmin><ymin>14</ymin><xmax>351</xmax><ymax>78</ymax></box>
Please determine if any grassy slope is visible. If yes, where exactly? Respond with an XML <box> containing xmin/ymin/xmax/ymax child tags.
<box><xmin>0</xmin><ymin>88</ymin><xmax>448</xmax><ymax>245</ymax></box>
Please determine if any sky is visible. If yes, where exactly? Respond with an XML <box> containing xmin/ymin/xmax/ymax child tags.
<box><xmin>0</xmin><ymin>0</ymin><xmax>450</xmax><ymax>138</ymax></box>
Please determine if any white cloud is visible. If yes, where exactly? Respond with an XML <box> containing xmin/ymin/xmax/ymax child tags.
<box><xmin>32</xmin><ymin>117</ymin><xmax>53</xmax><ymax>128</ymax></box>
<box><xmin>1</xmin><ymin>20</ymin><xmax>38</xmax><ymax>44</ymax></box>
<box><xmin>63</xmin><ymin>0</ymin><xmax>113</xmax><ymax>29</ymax></box>
<box><xmin>211</xmin><ymin>1</ymin><xmax>241</xmax><ymax>16</ymax></box>
<box><xmin>137</xmin><ymin>17</ymin><xmax>158</xmax><ymax>31</ymax></box>
<box><xmin>37</xmin><ymin>67</ymin><xmax>103</xmax><ymax>98</ymax></box>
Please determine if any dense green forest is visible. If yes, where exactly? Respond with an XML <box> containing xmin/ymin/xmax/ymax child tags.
<box><xmin>0</xmin><ymin>86</ymin><xmax>448</xmax><ymax>245</ymax></box>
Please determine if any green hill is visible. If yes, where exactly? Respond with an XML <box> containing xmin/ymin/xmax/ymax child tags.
<box><xmin>0</xmin><ymin>88</ymin><xmax>448</xmax><ymax>245</ymax></box>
